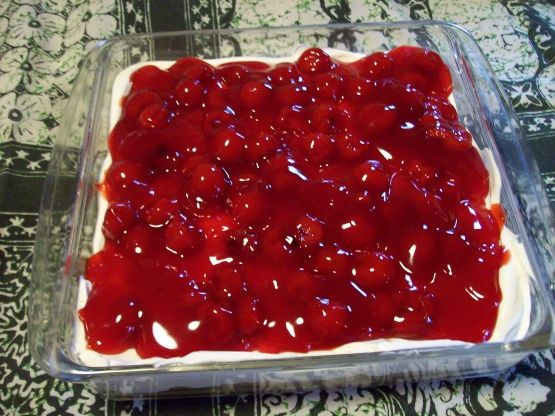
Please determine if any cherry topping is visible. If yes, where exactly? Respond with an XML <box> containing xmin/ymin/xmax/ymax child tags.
<box><xmin>124</xmin><ymin>90</ymin><xmax>161</xmax><ymax>119</ymax></box>
<box><xmin>174</xmin><ymin>79</ymin><xmax>204</xmax><ymax>107</ymax></box>
<box><xmin>164</xmin><ymin>217</ymin><xmax>203</xmax><ymax>254</ymax></box>
<box><xmin>351</xmin><ymin>251</ymin><xmax>396</xmax><ymax>291</ymax></box>
<box><xmin>230</xmin><ymin>190</ymin><xmax>268</xmax><ymax>225</ymax></box>
<box><xmin>239</xmin><ymin>81</ymin><xmax>272</xmax><ymax>107</ymax></box>
<box><xmin>79</xmin><ymin>288</ymin><xmax>138</xmax><ymax>354</ymax></box>
<box><xmin>102</xmin><ymin>202</ymin><xmax>136</xmax><ymax>240</ymax></box>
<box><xmin>352</xmin><ymin>160</ymin><xmax>388</xmax><ymax>193</ymax></box>
<box><xmin>145</xmin><ymin>198</ymin><xmax>177</xmax><ymax>227</ymax></box>
<box><xmin>357</xmin><ymin>103</ymin><xmax>398</xmax><ymax>136</ymax></box>
<box><xmin>246</xmin><ymin>131</ymin><xmax>279</xmax><ymax>161</ymax></box>
<box><xmin>307</xmin><ymin>298</ymin><xmax>348</xmax><ymax>337</ymax></box>
<box><xmin>294</xmin><ymin>215</ymin><xmax>324</xmax><ymax>248</ymax></box>
<box><xmin>267</xmin><ymin>63</ymin><xmax>300</xmax><ymax>86</ymax></box>
<box><xmin>130</xmin><ymin>65</ymin><xmax>176</xmax><ymax>91</ymax></box>
<box><xmin>298</xmin><ymin>132</ymin><xmax>334</xmax><ymax>164</ymax></box>
<box><xmin>297</xmin><ymin>48</ymin><xmax>333</xmax><ymax>74</ymax></box>
<box><xmin>211</xmin><ymin>128</ymin><xmax>246</xmax><ymax>162</ymax></box>
<box><xmin>313</xmin><ymin>247</ymin><xmax>350</xmax><ymax>277</ymax></box>
<box><xmin>354</xmin><ymin>52</ymin><xmax>393</xmax><ymax>80</ymax></box>
<box><xmin>84</xmin><ymin>47</ymin><xmax>505</xmax><ymax>358</ymax></box>
<box><xmin>138</xmin><ymin>102</ymin><xmax>170</xmax><ymax>128</ymax></box>
<box><xmin>189</xmin><ymin>162</ymin><xmax>228</xmax><ymax>199</ymax></box>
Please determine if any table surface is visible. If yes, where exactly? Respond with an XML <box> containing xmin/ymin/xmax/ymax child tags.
<box><xmin>1</xmin><ymin>0</ymin><xmax>555</xmax><ymax>414</ymax></box>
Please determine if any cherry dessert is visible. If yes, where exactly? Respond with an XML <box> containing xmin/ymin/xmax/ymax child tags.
<box><xmin>80</xmin><ymin>47</ymin><xmax>508</xmax><ymax>357</ymax></box>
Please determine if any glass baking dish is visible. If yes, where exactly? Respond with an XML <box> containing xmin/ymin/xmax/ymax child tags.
<box><xmin>29</xmin><ymin>21</ymin><xmax>555</xmax><ymax>399</ymax></box>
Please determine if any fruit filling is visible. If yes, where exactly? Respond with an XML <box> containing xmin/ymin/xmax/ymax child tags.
<box><xmin>80</xmin><ymin>47</ymin><xmax>508</xmax><ymax>358</ymax></box>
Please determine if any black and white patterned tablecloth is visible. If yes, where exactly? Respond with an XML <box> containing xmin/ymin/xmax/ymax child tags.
<box><xmin>1</xmin><ymin>1</ymin><xmax>555</xmax><ymax>414</ymax></box>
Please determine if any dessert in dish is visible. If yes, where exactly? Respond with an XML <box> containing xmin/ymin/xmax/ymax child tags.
<box><xmin>75</xmin><ymin>47</ymin><xmax>531</xmax><ymax>365</ymax></box>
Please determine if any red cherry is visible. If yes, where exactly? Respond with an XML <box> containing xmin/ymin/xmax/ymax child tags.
<box><xmin>355</xmin><ymin>52</ymin><xmax>393</xmax><ymax>80</ymax></box>
<box><xmin>213</xmin><ymin>265</ymin><xmax>244</xmax><ymax>302</ymax></box>
<box><xmin>79</xmin><ymin>288</ymin><xmax>138</xmax><ymax>354</ymax></box>
<box><xmin>122</xmin><ymin>224</ymin><xmax>161</xmax><ymax>255</ymax></box>
<box><xmin>189</xmin><ymin>162</ymin><xmax>228</xmax><ymax>199</ymax></box>
<box><xmin>307</xmin><ymin>298</ymin><xmax>348</xmax><ymax>337</ymax></box>
<box><xmin>175</xmin><ymin>79</ymin><xmax>204</xmax><ymax>107</ymax></box>
<box><xmin>433</xmin><ymin>177</ymin><xmax>461</xmax><ymax>209</ymax></box>
<box><xmin>217</xmin><ymin>64</ymin><xmax>248</xmax><ymax>85</ymax></box>
<box><xmin>310</xmin><ymin>103</ymin><xmax>334</xmax><ymax>133</ymax></box>
<box><xmin>298</xmin><ymin>132</ymin><xmax>334</xmax><ymax>164</ymax></box>
<box><xmin>211</xmin><ymin>128</ymin><xmax>246</xmax><ymax>162</ymax></box>
<box><xmin>145</xmin><ymin>198</ymin><xmax>177</xmax><ymax>227</ymax></box>
<box><xmin>277</xmin><ymin>106</ymin><xmax>310</xmax><ymax>132</ymax></box>
<box><xmin>138</xmin><ymin>102</ymin><xmax>170</xmax><ymax>128</ymax></box>
<box><xmin>395</xmin><ymin>71</ymin><xmax>430</xmax><ymax>92</ymax></box>
<box><xmin>352</xmin><ymin>160</ymin><xmax>388</xmax><ymax>193</ymax></box>
<box><xmin>103</xmin><ymin>161</ymin><xmax>146</xmax><ymax>198</ymax></box>
<box><xmin>240</xmin><ymin>80</ymin><xmax>272</xmax><ymax>107</ymax></box>
<box><xmin>297</xmin><ymin>48</ymin><xmax>333</xmax><ymax>74</ymax></box>
<box><xmin>335</xmin><ymin>212</ymin><xmax>378</xmax><ymax>250</ymax></box>
<box><xmin>275</xmin><ymin>84</ymin><xmax>311</xmax><ymax>106</ymax></box>
<box><xmin>199</xmin><ymin>303</ymin><xmax>236</xmax><ymax>347</ymax></box>
<box><xmin>225</xmin><ymin>230</ymin><xmax>260</xmax><ymax>258</ymax></box>
<box><xmin>246</xmin><ymin>131</ymin><xmax>279</xmax><ymax>161</ymax></box>
<box><xmin>454</xmin><ymin>201</ymin><xmax>500</xmax><ymax>244</ymax></box>
<box><xmin>153</xmin><ymin>149</ymin><xmax>184</xmax><ymax>173</ymax></box>
<box><xmin>86</xmin><ymin>249</ymin><xmax>130</xmax><ymax>290</ymax></box>
<box><xmin>169</xmin><ymin>59</ymin><xmax>214</xmax><ymax>84</ymax></box>
<box><xmin>283</xmin><ymin>270</ymin><xmax>320</xmax><ymax>302</ymax></box>
<box><xmin>261</xmin><ymin>227</ymin><xmax>295</xmax><ymax>260</ymax></box>
<box><xmin>267</xmin><ymin>63</ymin><xmax>300</xmax><ymax>86</ymax></box>
<box><xmin>242</xmin><ymin>263</ymin><xmax>280</xmax><ymax>300</ymax></box>
<box><xmin>124</xmin><ymin>90</ymin><xmax>161</xmax><ymax>119</ymax></box>
<box><xmin>230</xmin><ymin>190</ymin><xmax>268</xmax><ymax>225</ymax></box>
<box><xmin>424</xmin><ymin>97</ymin><xmax>458</xmax><ymax>121</ymax></box>
<box><xmin>357</xmin><ymin>103</ymin><xmax>398</xmax><ymax>136</ymax></box>
<box><xmin>102</xmin><ymin>202</ymin><xmax>137</xmax><ymax>240</ymax></box>
<box><xmin>294</xmin><ymin>215</ymin><xmax>324</xmax><ymax>248</ymax></box>
<box><xmin>347</xmin><ymin>76</ymin><xmax>375</xmax><ymax>101</ymax></box>
<box><xmin>108</xmin><ymin>119</ymin><xmax>135</xmax><ymax>155</ymax></box>
<box><xmin>331</xmin><ymin>101</ymin><xmax>357</xmax><ymax>131</ymax></box>
<box><xmin>369</xmin><ymin>293</ymin><xmax>397</xmax><ymax>328</ymax></box>
<box><xmin>164</xmin><ymin>217</ymin><xmax>203</xmax><ymax>254</ymax></box>
<box><xmin>444</xmin><ymin>128</ymin><xmax>472</xmax><ymax>152</ymax></box>
<box><xmin>398</xmin><ymin>227</ymin><xmax>438</xmax><ymax>274</ymax></box>
<box><xmin>351</xmin><ymin>251</ymin><xmax>397</xmax><ymax>291</ymax></box>
<box><xmin>314</xmin><ymin>72</ymin><xmax>342</xmax><ymax>100</ymax></box>
<box><xmin>236</xmin><ymin>297</ymin><xmax>261</xmax><ymax>335</ymax></box>
<box><xmin>130</xmin><ymin>65</ymin><xmax>176</xmax><ymax>91</ymax></box>
<box><xmin>203</xmin><ymin>108</ymin><xmax>234</xmax><ymax>131</ymax></box>
<box><xmin>336</xmin><ymin>133</ymin><xmax>366</xmax><ymax>160</ymax></box>
<box><xmin>161</xmin><ymin>118</ymin><xmax>207</xmax><ymax>157</ymax></box>
<box><xmin>114</xmin><ymin>129</ymin><xmax>163</xmax><ymax>164</ymax></box>
<box><xmin>204</xmin><ymin>79</ymin><xmax>231</xmax><ymax>109</ymax></box>
<box><xmin>404</xmin><ymin>160</ymin><xmax>435</xmax><ymax>186</ymax></box>
<box><xmin>168</xmin><ymin>57</ymin><xmax>209</xmax><ymax>76</ymax></box>
<box><xmin>197</xmin><ymin>211</ymin><xmax>236</xmax><ymax>241</ymax></box>
<box><xmin>150</xmin><ymin>172</ymin><xmax>184</xmax><ymax>200</ymax></box>
<box><xmin>388</xmin><ymin>46</ymin><xmax>451</xmax><ymax>97</ymax></box>
<box><xmin>313</xmin><ymin>247</ymin><xmax>350</xmax><ymax>277</ymax></box>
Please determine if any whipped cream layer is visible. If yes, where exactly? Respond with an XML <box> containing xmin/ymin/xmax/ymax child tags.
<box><xmin>73</xmin><ymin>48</ymin><xmax>532</xmax><ymax>367</ymax></box>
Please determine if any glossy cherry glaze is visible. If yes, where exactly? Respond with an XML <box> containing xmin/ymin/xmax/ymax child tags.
<box><xmin>80</xmin><ymin>47</ymin><xmax>507</xmax><ymax>357</ymax></box>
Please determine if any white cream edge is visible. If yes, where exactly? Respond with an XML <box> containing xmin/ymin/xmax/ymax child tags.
<box><xmin>73</xmin><ymin>48</ymin><xmax>531</xmax><ymax>368</ymax></box>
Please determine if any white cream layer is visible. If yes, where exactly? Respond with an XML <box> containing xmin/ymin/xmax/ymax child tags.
<box><xmin>73</xmin><ymin>48</ymin><xmax>532</xmax><ymax>367</ymax></box>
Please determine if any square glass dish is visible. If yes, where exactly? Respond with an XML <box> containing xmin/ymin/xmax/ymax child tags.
<box><xmin>29</xmin><ymin>21</ymin><xmax>555</xmax><ymax>399</ymax></box>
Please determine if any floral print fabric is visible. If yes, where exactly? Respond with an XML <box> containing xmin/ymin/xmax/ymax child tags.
<box><xmin>0</xmin><ymin>0</ymin><xmax>554</xmax><ymax>415</ymax></box>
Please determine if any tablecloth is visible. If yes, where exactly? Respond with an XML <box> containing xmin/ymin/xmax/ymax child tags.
<box><xmin>1</xmin><ymin>0</ymin><xmax>554</xmax><ymax>414</ymax></box>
